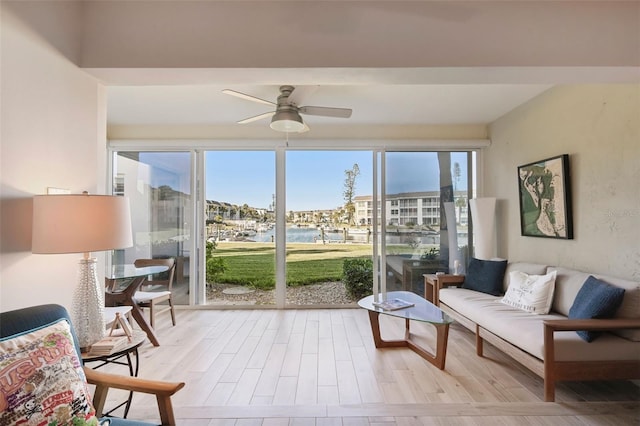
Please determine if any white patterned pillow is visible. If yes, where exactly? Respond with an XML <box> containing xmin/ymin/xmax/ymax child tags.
<box><xmin>0</xmin><ymin>319</ymin><xmax>99</xmax><ymax>425</ymax></box>
<box><xmin>501</xmin><ymin>270</ymin><xmax>558</xmax><ymax>314</ymax></box>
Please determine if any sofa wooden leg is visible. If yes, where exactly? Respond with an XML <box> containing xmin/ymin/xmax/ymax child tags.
<box><xmin>476</xmin><ymin>325</ymin><xmax>483</xmax><ymax>356</ymax></box>
<box><xmin>543</xmin><ymin>322</ymin><xmax>556</xmax><ymax>402</ymax></box>
<box><xmin>544</xmin><ymin>379</ymin><xmax>555</xmax><ymax>402</ymax></box>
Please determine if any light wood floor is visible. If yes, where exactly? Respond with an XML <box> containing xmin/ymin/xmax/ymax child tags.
<box><xmin>95</xmin><ymin>308</ymin><xmax>640</xmax><ymax>425</ymax></box>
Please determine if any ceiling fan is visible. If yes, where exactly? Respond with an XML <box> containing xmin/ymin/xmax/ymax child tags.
<box><xmin>222</xmin><ymin>85</ymin><xmax>352</xmax><ymax>133</ymax></box>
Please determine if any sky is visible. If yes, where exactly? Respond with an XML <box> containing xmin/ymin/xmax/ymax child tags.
<box><xmin>205</xmin><ymin>151</ymin><xmax>469</xmax><ymax>211</ymax></box>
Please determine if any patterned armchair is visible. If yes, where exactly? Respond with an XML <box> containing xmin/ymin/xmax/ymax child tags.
<box><xmin>0</xmin><ymin>304</ymin><xmax>184</xmax><ymax>425</ymax></box>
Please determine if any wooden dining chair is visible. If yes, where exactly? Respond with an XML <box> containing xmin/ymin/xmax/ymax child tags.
<box><xmin>133</xmin><ymin>258</ymin><xmax>177</xmax><ymax>329</ymax></box>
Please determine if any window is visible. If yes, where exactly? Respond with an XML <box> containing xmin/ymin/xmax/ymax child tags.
<box><xmin>111</xmin><ymin>151</ymin><xmax>193</xmax><ymax>305</ymax></box>
<box><xmin>110</xmin><ymin>143</ymin><xmax>476</xmax><ymax>308</ymax></box>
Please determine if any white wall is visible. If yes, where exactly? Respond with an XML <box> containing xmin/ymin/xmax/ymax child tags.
<box><xmin>0</xmin><ymin>4</ymin><xmax>107</xmax><ymax>311</ymax></box>
<box><xmin>485</xmin><ymin>85</ymin><xmax>640</xmax><ymax>281</ymax></box>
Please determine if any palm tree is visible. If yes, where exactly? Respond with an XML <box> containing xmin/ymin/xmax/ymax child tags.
<box><xmin>455</xmin><ymin>196</ymin><xmax>467</xmax><ymax>225</ymax></box>
<box><xmin>343</xmin><ymin>164</ymin><xmax>360</xmax><ymax>225</ymax></box>
<box><xmin>218</xmin><ymin>205</ymin><xmax>228</xmax><ymax>219</ymax></box>
<box><xmin>437</xmin><ymin>153</ymin><xmax>454</xmax><ymax>268</ymax></box>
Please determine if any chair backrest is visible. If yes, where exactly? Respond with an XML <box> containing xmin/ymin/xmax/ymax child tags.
<box><xmin>0</xmin><ymin>304</ymin><xmax>81</xmax><ymax>356</ymax></box>
<box><xmin>134</xmin><ymin>257</ymin><xmax>176</xmax><ymax>291</ymax></box>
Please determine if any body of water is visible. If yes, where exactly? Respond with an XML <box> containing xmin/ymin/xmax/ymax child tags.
<box><xmin>251</xmin><ymin>227</ymin><xmax>355</xmax><ymax>243</ymax></box>
<box><xmin>242</xmin><ymin>226</ymin><xmax>467</xmax><ymax>246</ymax></box>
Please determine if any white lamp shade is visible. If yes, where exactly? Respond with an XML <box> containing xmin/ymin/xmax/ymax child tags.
<box><xmin>32</xmin><ymin>194</ymin><xmax>133</xmax><ymax>254</ymax></box>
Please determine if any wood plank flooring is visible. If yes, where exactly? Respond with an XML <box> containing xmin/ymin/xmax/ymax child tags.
<box><xmin>93</xmin><ymin>308</ymin><xmax>640</xmax><ymax>425</ymax></box>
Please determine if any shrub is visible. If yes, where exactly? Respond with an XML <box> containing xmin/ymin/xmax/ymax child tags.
<box><xmin>206</xmin><ymin>241</ymin><xmax>227</xmax><ymax>287</ymax></box>
<box><xmin>421</xmin><ymin>247</ymin><xmax>440</xmax><ymax>260</ymax></box>
<box><xmin>342</xmin><ymin>257</ymin><xmax>373</xmax><ymax>299</ymax></box>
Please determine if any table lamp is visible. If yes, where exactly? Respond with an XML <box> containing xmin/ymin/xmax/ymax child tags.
<box><xmin>32</xmin><ymin>193</ymin><xmax>133</xmax><ymax>349</ymax></box>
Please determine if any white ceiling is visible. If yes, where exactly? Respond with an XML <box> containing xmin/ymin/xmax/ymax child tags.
<box><xmin>107</xmin><ymin>83</ymin><xmax>553</xmax><ymax>128</ymax></box>
<box><xmin>94</xmin><ymin>1</ymin><xmax>636</xmax><ymax>133</ymax></box>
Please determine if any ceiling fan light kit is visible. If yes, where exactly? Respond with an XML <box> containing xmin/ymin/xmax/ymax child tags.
<box><xmin>223</xmin><ymin>85</ymin><xmax>352</xmax><ymax>133</ymax></box>
<box><xmin>270</xmin><ymin>109</ymin><xmax>305</xmax><ymax>132</ymax></box>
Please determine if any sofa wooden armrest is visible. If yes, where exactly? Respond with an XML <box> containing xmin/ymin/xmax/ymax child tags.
<box><xmin>84</xmin><ymin>366</ymin><xmax>185</xmax><ymax>425</ymax></box>
<box><xmin>543</xmin><ymin>318</ymin><xmax>640</xmax><ymax>332</ymax></box>
<box><xmin>542</xmin><ymin>318</ymin><xmax>640</xmax><ymax>402</ymax></box>
<box><xmin>426</xmin><ymin>274</ymin><xmax>464</xmax><ymax>305</ymax></box>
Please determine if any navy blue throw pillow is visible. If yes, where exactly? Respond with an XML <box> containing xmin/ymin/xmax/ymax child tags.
<box><xmin>462</xmin><ymin>258</ymin><xmax>508</xmax><ymax>296</ymax></box>
<box><xmin>568</xmin><ymin>276</ymin><xmax>625</xmax><ymax>342</ymax></box>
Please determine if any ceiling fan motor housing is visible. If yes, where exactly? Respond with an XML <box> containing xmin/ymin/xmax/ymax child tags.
<box><xmin>270</xmin><ymin>86</ymin><xmax>305</xmax><ymax>132</ymax></box>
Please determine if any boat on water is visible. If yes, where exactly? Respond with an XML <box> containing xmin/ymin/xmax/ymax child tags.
<box><xmin>347</xmin><ymin>228</ymin><xmax>370</xmax><ymax>235</ymax></box>
<box><xmin>257</xmin><ymin>224</ymin><xmax>272</xmax><ymax>233</ymax></box>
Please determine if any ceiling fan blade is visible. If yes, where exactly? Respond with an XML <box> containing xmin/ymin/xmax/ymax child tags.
<box><xmin>287</xmin><ymin>85</ymin><xmax>319</xmax><ymax>106</ymax></box>
<box><xmin>299</xmin><ymin>106</ymin><xmax>352</xmax><ymax>118</ymax></box>
<box><xmin>222</xmin><ymin>89</ymin><xmax>276</xmax><ymax>106</ymax></box>
<box><xmin>237</xmin><ymin>111</ymin><xmax>275</xmax><ymax>124</ymax></box>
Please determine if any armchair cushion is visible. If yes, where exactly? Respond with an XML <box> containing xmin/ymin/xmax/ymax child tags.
<box><xmin>0</xmin><ymin>319</ymin><xmax>99</xmax><ymax>425</ymax></box>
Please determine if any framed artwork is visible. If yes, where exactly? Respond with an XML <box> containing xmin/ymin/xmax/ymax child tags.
<box><xmin>517</xmin><ymin>154</ymin><xmax>573</xmax><ymax>239</ymax></box>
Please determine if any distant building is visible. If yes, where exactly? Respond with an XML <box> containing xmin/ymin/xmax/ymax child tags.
<box><xmin>205</xmin><ymin>200</ymin><xmax>236</xmax><ymax>221</ymax></box>
<box><xmin>289</xmin><ymin>209</ymin><xmax>336</xmax><ymax>224</ymax></box>
<box><xmin>203</xmin><ymin>191</ymin><xmax>468</xmax><ymax>228</ymax></box>
<box><xmin>354</xmin><ymin>191</ymin><xmax>468</xmax><ymax>227</ymax></box>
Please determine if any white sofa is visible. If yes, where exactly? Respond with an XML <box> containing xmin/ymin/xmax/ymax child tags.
<box><xmin>438</xmin><ymin>262</ymin><xmax>640</xmax><ymax>401</ymax></box>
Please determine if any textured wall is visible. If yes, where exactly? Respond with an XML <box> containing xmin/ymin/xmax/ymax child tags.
<box><xmin>486</xmin><ymin>85</ymin><xmax>639</xmax><ymax>280</ymax></box>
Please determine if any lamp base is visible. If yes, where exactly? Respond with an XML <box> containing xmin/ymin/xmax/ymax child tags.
<box><xmin>72</xmin><ymin>257</ymin><xmax>105</xmax><ymax>350</ymax></box>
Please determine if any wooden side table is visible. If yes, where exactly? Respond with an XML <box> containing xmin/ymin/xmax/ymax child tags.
<box><xmin>423</xmin><ymin>274</ymin><xmax>465</xmax><ymax>305</ymax></box>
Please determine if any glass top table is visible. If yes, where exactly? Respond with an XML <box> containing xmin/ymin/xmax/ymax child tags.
<box><xmin>109</xmin><ymin>265</ymin><xmax>168</xmax><ymax>280</ymax></box>
<box><xmin>358</xmin><ymin>290</ymin><xmax>453</xmax><ymax>370</ymax></box>
<box><xmin>105</xmin><ymin>264</ymin><xmax>169</xmax><ymax>347</ymax></box>
<box><xmin>358</xmin><ymin>290</ymin><xmax>453</xmax><ymax>325</ymax></box>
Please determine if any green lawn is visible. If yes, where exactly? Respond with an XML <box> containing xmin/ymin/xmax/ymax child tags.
<box><xmin>213</xmin><ymin>242</ymin><xmax>372</xmax><ymax>289</ymax></box>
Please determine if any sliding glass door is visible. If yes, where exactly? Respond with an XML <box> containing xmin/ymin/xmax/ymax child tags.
<box><xmin>380</xmin><ymin>151</ymin><xmax>472</xmax><ymax>297</ymax></box>
<box><xmin>111</xmin><ymin>151</ymin><xmax>193</xmax><ymax>305</ymax></box>
<box><xmin>284</xmin><ymin>151</ymin><xmax>373</xmax><ymax>306</ymax></box>
<box><xmin>204</xmin><ymin>151</ymin><xmax>276</xmax><ymax>307</ymax></box>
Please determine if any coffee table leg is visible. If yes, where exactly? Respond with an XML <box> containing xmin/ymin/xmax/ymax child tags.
<box><xmin>367</xmin><ymin>311</ymin><xmax>407</xmax><ymax>349</ymax></box>
<box><xmin>406</xmin><ymin>323</ymin><xmax>449</xmax><ymax>370</ymax></box>
<box><xmin>367</xmin><ymin>310</ymin><xmax>450</xmax><ymax>370</ymax></box>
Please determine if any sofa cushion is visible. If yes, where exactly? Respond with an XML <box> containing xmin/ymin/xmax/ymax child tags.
<box><xmin>501</xmin><ymin>270</ymin><xmax>557</xmax><ymax>314</ymax></box>
<box><xmin>569</xmin><ymin>276</ymin><xmax>626</xmax><ymax>342</ymax></box>
<box><xmin>462</xmin><ymin>258</ymin><xmax>508</xmax><ymax>296</ymax></box>
<box><xmin>550</xmin><ymin>267</ymin><xmax>640</xmax><ymax>341</ymax></box>
<box><xmin>0</xmin><ymin>319</ymin><xmax>98</xmax><ymax>425</ymax></box>
<box><xmin>591</xmin><ymin>274</ymin><xmax>640</xmax><ymax>341</ymax></box>
<box><xmin>549</xmin><ymin>267</ymin><xmax>594</xmax><ymax>316</ymax></box>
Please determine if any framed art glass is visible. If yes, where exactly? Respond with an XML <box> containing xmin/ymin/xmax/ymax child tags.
<box><xmin>518</xmin><ymin>154</ymin><xmax>573</xmax><ymax>239</ymax></box>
